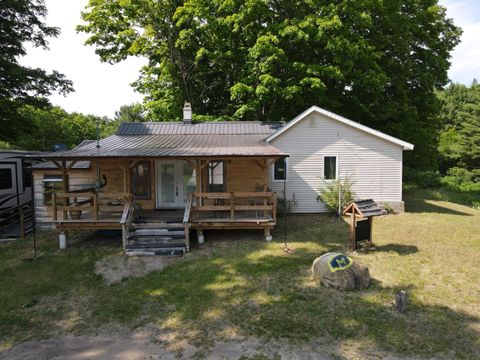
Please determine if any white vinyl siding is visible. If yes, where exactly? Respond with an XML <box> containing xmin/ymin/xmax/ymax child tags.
<box><xmin>269</xmin><ymin>112</ymin><xmax>403</xmax><ymax>213</ymax></box>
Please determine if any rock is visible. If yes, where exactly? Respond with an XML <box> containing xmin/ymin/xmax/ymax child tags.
<box><xmin>311</xmin><ymin>252</ymin><xmax>371</xmax><ymax>291</ymax></box>
<box><xmin>395</xmin><ymin>290</ymin><xmax>408</xmax><ymax>313</ymax></box>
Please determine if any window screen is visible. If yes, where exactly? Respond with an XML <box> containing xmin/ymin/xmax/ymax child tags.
<box><xmin>208</xmin><ymin>161</ymin><xmax>225</xmax><ymax>192</ymax></box>
<box><xmin>273</xmin><ymin>158</ymin><xmax>287</xmax><ymax>180</ymax></box>
<box><xmin>0</xmin><ymin>169</ymin><xmax>12</xmax><ymax>190</ymax></box>
<box><xmin>324</xmin><ymin>156</ymin><xmax>337</xmax><ymax>180</ymax></box>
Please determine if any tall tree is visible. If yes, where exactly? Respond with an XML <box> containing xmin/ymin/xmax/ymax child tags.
<box><xmin>12</xmin><ymin>105</ymin><xmax>111</xmax><ymax>151</ymax></box>
<box><xmin>437</xmin><ymin>81</ymin><xmax>480</xmax><ymax>172</ymax></box>
<box><xmin>79</xmin><ymin>0</ymin><xmax>461</xmax><ymax>169</ymax></box>
<box><xmin>0</xmin><ymin>0</ymin><xmax>73</xmax><ymax>141</ymax></box>
<box><xmin>114</xmin><ymin>103</ymin><xmax>145</xmax><ymax>123</ymax></box>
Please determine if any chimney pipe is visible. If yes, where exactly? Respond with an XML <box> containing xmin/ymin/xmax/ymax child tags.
<box><xmin>183</xmin><ymin>102</ymin><xmax>192</xmax><ymax>124</ymax></box>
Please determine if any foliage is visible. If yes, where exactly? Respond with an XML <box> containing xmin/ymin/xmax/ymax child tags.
<box><xmin>1</xmin><ymin>194</ymin><xmax>480</xmax><ymax>358</ymax></box>
<box><xmin>437</xmin><ymin>81</ymin><xmax>480</xmax><ymax>173</ymax></box>
<box><xmin>0</xmin><ymin>0</ymin><xmax>73</xmax><ymax>142</ymax></box>
<box><xmin>78</xmin><ymin>0</ymin><xmax>461</xmax><ymax>169</ymax></box>
<box><xmin>113</xmin><ymin>103</ymin><xmax>145</xmax><ymax>123</ymax></box>
<box><xmin>10</xmin><ymin>105</ymin><xmax>112</xmax><ymax>151</ymax></box>
<box><xmin>317</xmin><ymin>177</ymin><xmax>355</xmax><ymax>215</ymax></box>
<box><xmin>403</xmin><ymin>167</ymin><xmax>441</xmax><ymax>189</ymax></box>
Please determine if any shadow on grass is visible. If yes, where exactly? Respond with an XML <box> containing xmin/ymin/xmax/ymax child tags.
<box><xmin>373</xmin><ymin>244</ymin><xmax>418</xmax><ymax>255</ymax></box>
<box><xmin>404</xmin><ymin>194</ymin><xmax>473</xmax><ymax>216</ymax></box>
<box><xmin>85</xmin><ymin>233</ymin><xmax>479</xmax><ymax>358</ymax></box>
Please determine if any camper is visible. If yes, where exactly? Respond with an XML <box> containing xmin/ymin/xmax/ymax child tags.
<box><xmin>0</xmin><ymin>150</ymin><xmax>36</xmax><ymax>240</ymax></box>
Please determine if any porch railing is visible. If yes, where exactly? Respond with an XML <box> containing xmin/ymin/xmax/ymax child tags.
<box><xmin>183</xmin><ymin>196</ymin><xmax>193</xmax><ymax>251</ymax></box>
<box><xmin>190</xmin><ymin>192</ymin><xmax>277</xmax><ymax>222</ymax></box>
<box><xmin>51</xmin><ymin>192</ymin><xmax>132</xmax><ymax>222</ymax></box>
<box><xmin>120</xmin><ymin>195</ymin><xmax>135</xmax><ymax>249</ymax></box>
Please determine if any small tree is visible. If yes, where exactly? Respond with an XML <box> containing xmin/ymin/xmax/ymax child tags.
<box><xmin>317</xmin><ymin>177</ymin><xmax>355</xmax><ymax>215</ymax></box>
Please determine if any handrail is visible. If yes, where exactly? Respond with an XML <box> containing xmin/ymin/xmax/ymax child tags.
<box><xmin>120</xmin><ymin>195</ymin><xmax>134</xmax><ymax>225</ymax></box>
<box><xmin>0</xmin><ymin>200</ymin><xmax>33</xmax><ymax>218</ymax></box>
<box><xmin>183</xmin><ymin>195</ymin><xmax>193</xmax><ymax>224</ymax></box>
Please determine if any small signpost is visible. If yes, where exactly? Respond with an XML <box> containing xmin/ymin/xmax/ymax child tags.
<box><xmin>343</xmin><ymin>199</ymin><xmax>383</xmax><ymax>250</ymax></box>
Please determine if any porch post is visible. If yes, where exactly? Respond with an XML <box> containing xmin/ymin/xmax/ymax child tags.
<box><xmin>61</xmin><ymin>160</ymin><xmax>68</xmax><ymax>220</ymax></box>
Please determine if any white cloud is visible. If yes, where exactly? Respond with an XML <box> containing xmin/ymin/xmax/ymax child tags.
<box><xmin>440</xmin><ymin>0</ymin><xmax>480</xmax><ymax>84</ymax></box>
<box><xmin>21</xmin><ymin>0</ymin><xmax>145</xmax><ymax>118</ymax></box>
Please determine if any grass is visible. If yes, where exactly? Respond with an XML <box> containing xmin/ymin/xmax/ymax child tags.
<box><xmin>0</xmin><ymin>190</ymin><xmax>479</xmax><ymax>358</ymax></box>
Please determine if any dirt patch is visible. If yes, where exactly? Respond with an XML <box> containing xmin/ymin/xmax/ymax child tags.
<box><xmin>95</xmin><ymin>255</ymin><xmax>178</xmax><ymax>285</ymax></box>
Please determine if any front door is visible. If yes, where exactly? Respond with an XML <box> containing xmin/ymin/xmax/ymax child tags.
<box><xmin>156</xmin><ymin>160</ymin><xmax>196</xmax><ymax>208</ymax></box>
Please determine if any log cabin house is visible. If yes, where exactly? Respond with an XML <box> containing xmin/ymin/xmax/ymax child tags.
<box><xmin>31</xmin><ymin>104</ymin><xmax>413</xmax><ymax>255</ymax></box>
<box><xmin>31</xmin><ymin>104</ymin><xmax>287</xmax><ymax>255</ymax></box>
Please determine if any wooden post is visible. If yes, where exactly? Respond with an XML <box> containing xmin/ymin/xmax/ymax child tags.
<box><xmin>272</xmin><ymin>193</ymin><xmax>277</xmax><ymax>222</ymax></box>
<box><xmin>93</xmin><ymin>193</ymin><xmax>98</xmax><ymax>220</ymax></box>
<box><xmin>368</xmin><ymin>216</ymin><xmax>373</xmax><ymax>246</ymax></box>
<box><xmin>123</xmin><ymin>161</ymin><xmax>128</xmax><ymax>193</ymax></box>
<box><xmin>230</xmin><ymin>192</ymin><xmax>235</xmax><ymax>220</ymax></box>
<box><xmin>19</xmin><ymin>207</ymin><xmax>25</xmax><ymax>240</ymax></box>
<box><xmin>350</xmin><ymin>212</ymin><xmax>356</xmax><ymax>251</ymax></box>
<box><xmin>52</xmin><ymin>193</ymin><xmax>57</xmax><ymax>221</ymax></box>
<box><xmin>184</xmin><ymin>223</ymin><xmax>190</xmax><ymax>252</ymax></box>
<box><xmin>121</xmin><ymin>224</ymin><xmax>127</xmax><ymax>249</ymax></box>
<box><xmin>61</xmin><ymin>160</ymin><xmax>68</xmax><ymax>220</ymax></box>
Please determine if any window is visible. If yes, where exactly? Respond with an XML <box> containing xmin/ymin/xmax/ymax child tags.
<box><xmin>43</xmin><ymin>175</ymin><xmax>64</xmax><ymax>205</ymax></box>
<box><xmin>309</xmin><ymin>117</ymin><xmax>317</xmax><ymax>128</ymax></box>
<box><xmin>208</xmin><ymin>161</ymin><xmax>225</xmax><ymax>192</ymax></box>
<box><xmin>0</xmin><ymin>169</ymin><xmax>12</xmax><ymax>190</ymax></box>
<box><xmin>131</xmin><ymin>161</ymin><xmax>151</xmax><ymax>199</ymax></box>
<box><xmin>323</xmin><ymin>156</ymin><xmax>337</xmax><ymax>180</ymax></box>
<box><xmin>273</xmin><ymin>158</ymin><xmax>287</xmax><ymax>181</ymax></box>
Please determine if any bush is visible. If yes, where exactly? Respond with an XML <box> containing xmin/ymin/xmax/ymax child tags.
<box><xmin>317</xmin><ymin>177</ymin><xmax>355</xmax><ymax>215</ymax></box>
<box><xmin>403</xmin><ymin>167</ymin><xmax>441</xmax><ymax>189</ymax></box>
<box><xmin>441</xmin><ymin>167</ymin><xmax>480</xmax><ymax>189</ymax></box>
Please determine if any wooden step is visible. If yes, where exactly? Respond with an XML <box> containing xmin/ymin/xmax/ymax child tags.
<box><xmin>125</xmin><ymin>248</ymin><xmax>185</xmax><ymax>256</ymax></box>
<box><xmin>132</xmin><ymin>222</ymin><xmax>184</xmax><ymax>230</ymax></box>
<box><xmin>131</xmin><ymin>229</ymin><xmax>185</xmax><ymax>236</ymax></box>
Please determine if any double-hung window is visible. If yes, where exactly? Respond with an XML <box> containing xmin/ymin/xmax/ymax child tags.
<box><xmin>323</xmin><ymin>156</ymin><xmax>337</xmax><ymax>180</ymax></box>
<box><xmin>273</xmin><ymin>158</ymin><xmax>287</xmax><ymax>181</ymax></box>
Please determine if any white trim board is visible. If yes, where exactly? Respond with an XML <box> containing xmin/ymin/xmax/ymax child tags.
<box><xmin>266</xmin><ymin>105</ymin><xmax>414</xmax><ymax>150</ymax></box>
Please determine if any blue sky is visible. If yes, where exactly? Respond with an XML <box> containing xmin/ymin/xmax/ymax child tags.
<box><xmin>22</xmin><ymin>0</ymin><xmax>480</xmax><ymax>117</ymax></box>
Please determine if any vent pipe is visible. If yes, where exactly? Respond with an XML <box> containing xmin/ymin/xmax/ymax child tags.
<box><xmin>183</xmin><ymin>102</ymin><xmax>192</xmax><ymax>124</ymax></box>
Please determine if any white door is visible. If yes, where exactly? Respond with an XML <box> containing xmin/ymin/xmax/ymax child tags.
<box><xmin>156</xmin><ymin>160</ymin><xmax>196</xmax><ymax>208</ymax></box>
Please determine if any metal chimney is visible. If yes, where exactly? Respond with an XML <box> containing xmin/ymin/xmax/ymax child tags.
<box><xmin>183</xmin><ymin>102</ymin><xmax>192</xmax><ymax>124</ymax></box>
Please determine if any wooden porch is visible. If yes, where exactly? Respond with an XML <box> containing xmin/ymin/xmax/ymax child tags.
<box><xmin>49</xmin><ymin>189</ymin><xmax>277</xmax><ymax>252</ymax></box>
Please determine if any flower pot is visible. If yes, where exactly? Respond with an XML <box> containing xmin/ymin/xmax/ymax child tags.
<box><xmin>69</xmin><ymin>209</ymin><xmax>82</xmax><ymax>220</ymax></box>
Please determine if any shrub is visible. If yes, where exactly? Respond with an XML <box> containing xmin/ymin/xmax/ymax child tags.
<box><xmin>317</xmin><ymin>177</ymin><xmax>355</xmax><ymax>215</ymax></box>
<box><xmin>403</xmin><ymin>167</ymin><xmax>441</xmax><ymax>189</ymax></box>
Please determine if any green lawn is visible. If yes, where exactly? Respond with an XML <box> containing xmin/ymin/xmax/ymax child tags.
<box><xmin>0</xmin><ymin>190</ymin><xmax>479</xmax><ymax>358</ymax></box>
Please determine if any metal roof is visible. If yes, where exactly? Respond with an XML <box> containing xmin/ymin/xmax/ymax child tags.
<box><xmin>33</xmin><ymin>161</ymin><xmax>91</xmax><ymax>170</ymax></box>
<box><xmin>31</xmin><ymin>134</ymin><xmax>288</xmax><ymax>159</ymax></box>
<box><xmin>117</xmin><ymin>121</ymin><xmax>283</xmax><ymax>136</ymax></box>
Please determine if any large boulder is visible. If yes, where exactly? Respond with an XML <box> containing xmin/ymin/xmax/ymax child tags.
<box><xmin>311</xmin><ymin>252</ymin><xmax>370</xmax><ymax>291</ymax></box>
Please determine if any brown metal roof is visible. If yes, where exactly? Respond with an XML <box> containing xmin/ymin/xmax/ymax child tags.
<box><xmin>116</xmin><ymin>121</ymin><xmax>283</xmax><ymax>136</ymax></box>
<box><xmin>31</xmin><ymin>135</ymin><xmax>287</xmax><ymax>159</ymax></box>
<box><xmin>33</xmin><ymin>161</ymin><xmax>91</xmax><ymax>170</ymax></box>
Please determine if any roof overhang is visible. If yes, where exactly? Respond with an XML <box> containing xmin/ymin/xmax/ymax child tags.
<box><xmin>266</xmin><ymin>106</ymin><xmax>414</xmax><ymax>150</ymax></box>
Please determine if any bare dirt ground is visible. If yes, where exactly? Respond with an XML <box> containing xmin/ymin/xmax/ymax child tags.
<box><xmin>0</xmin><ymin>332</ymin><xmax>334</xmax><ymax>360</ymax></box>
<box><xmin>94</xmin><ymin>254</ymin><xmax>178</xmax><ymax>285</ymax></box>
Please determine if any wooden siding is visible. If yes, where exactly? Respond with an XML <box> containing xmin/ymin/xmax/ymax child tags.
<box><xmin>33</xmin><ymin>157</ymin><xmax>269</xmax><ymax>225</ymax></box>
<box><xmin>269</xmin><ymin>112</ymin><xmax>404</xmax><ymax>213</ymax></box>
<box><xmin>226</xmin><ymin>158</ymin><xmax>268</xmax><ymax>192</ymax></box>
